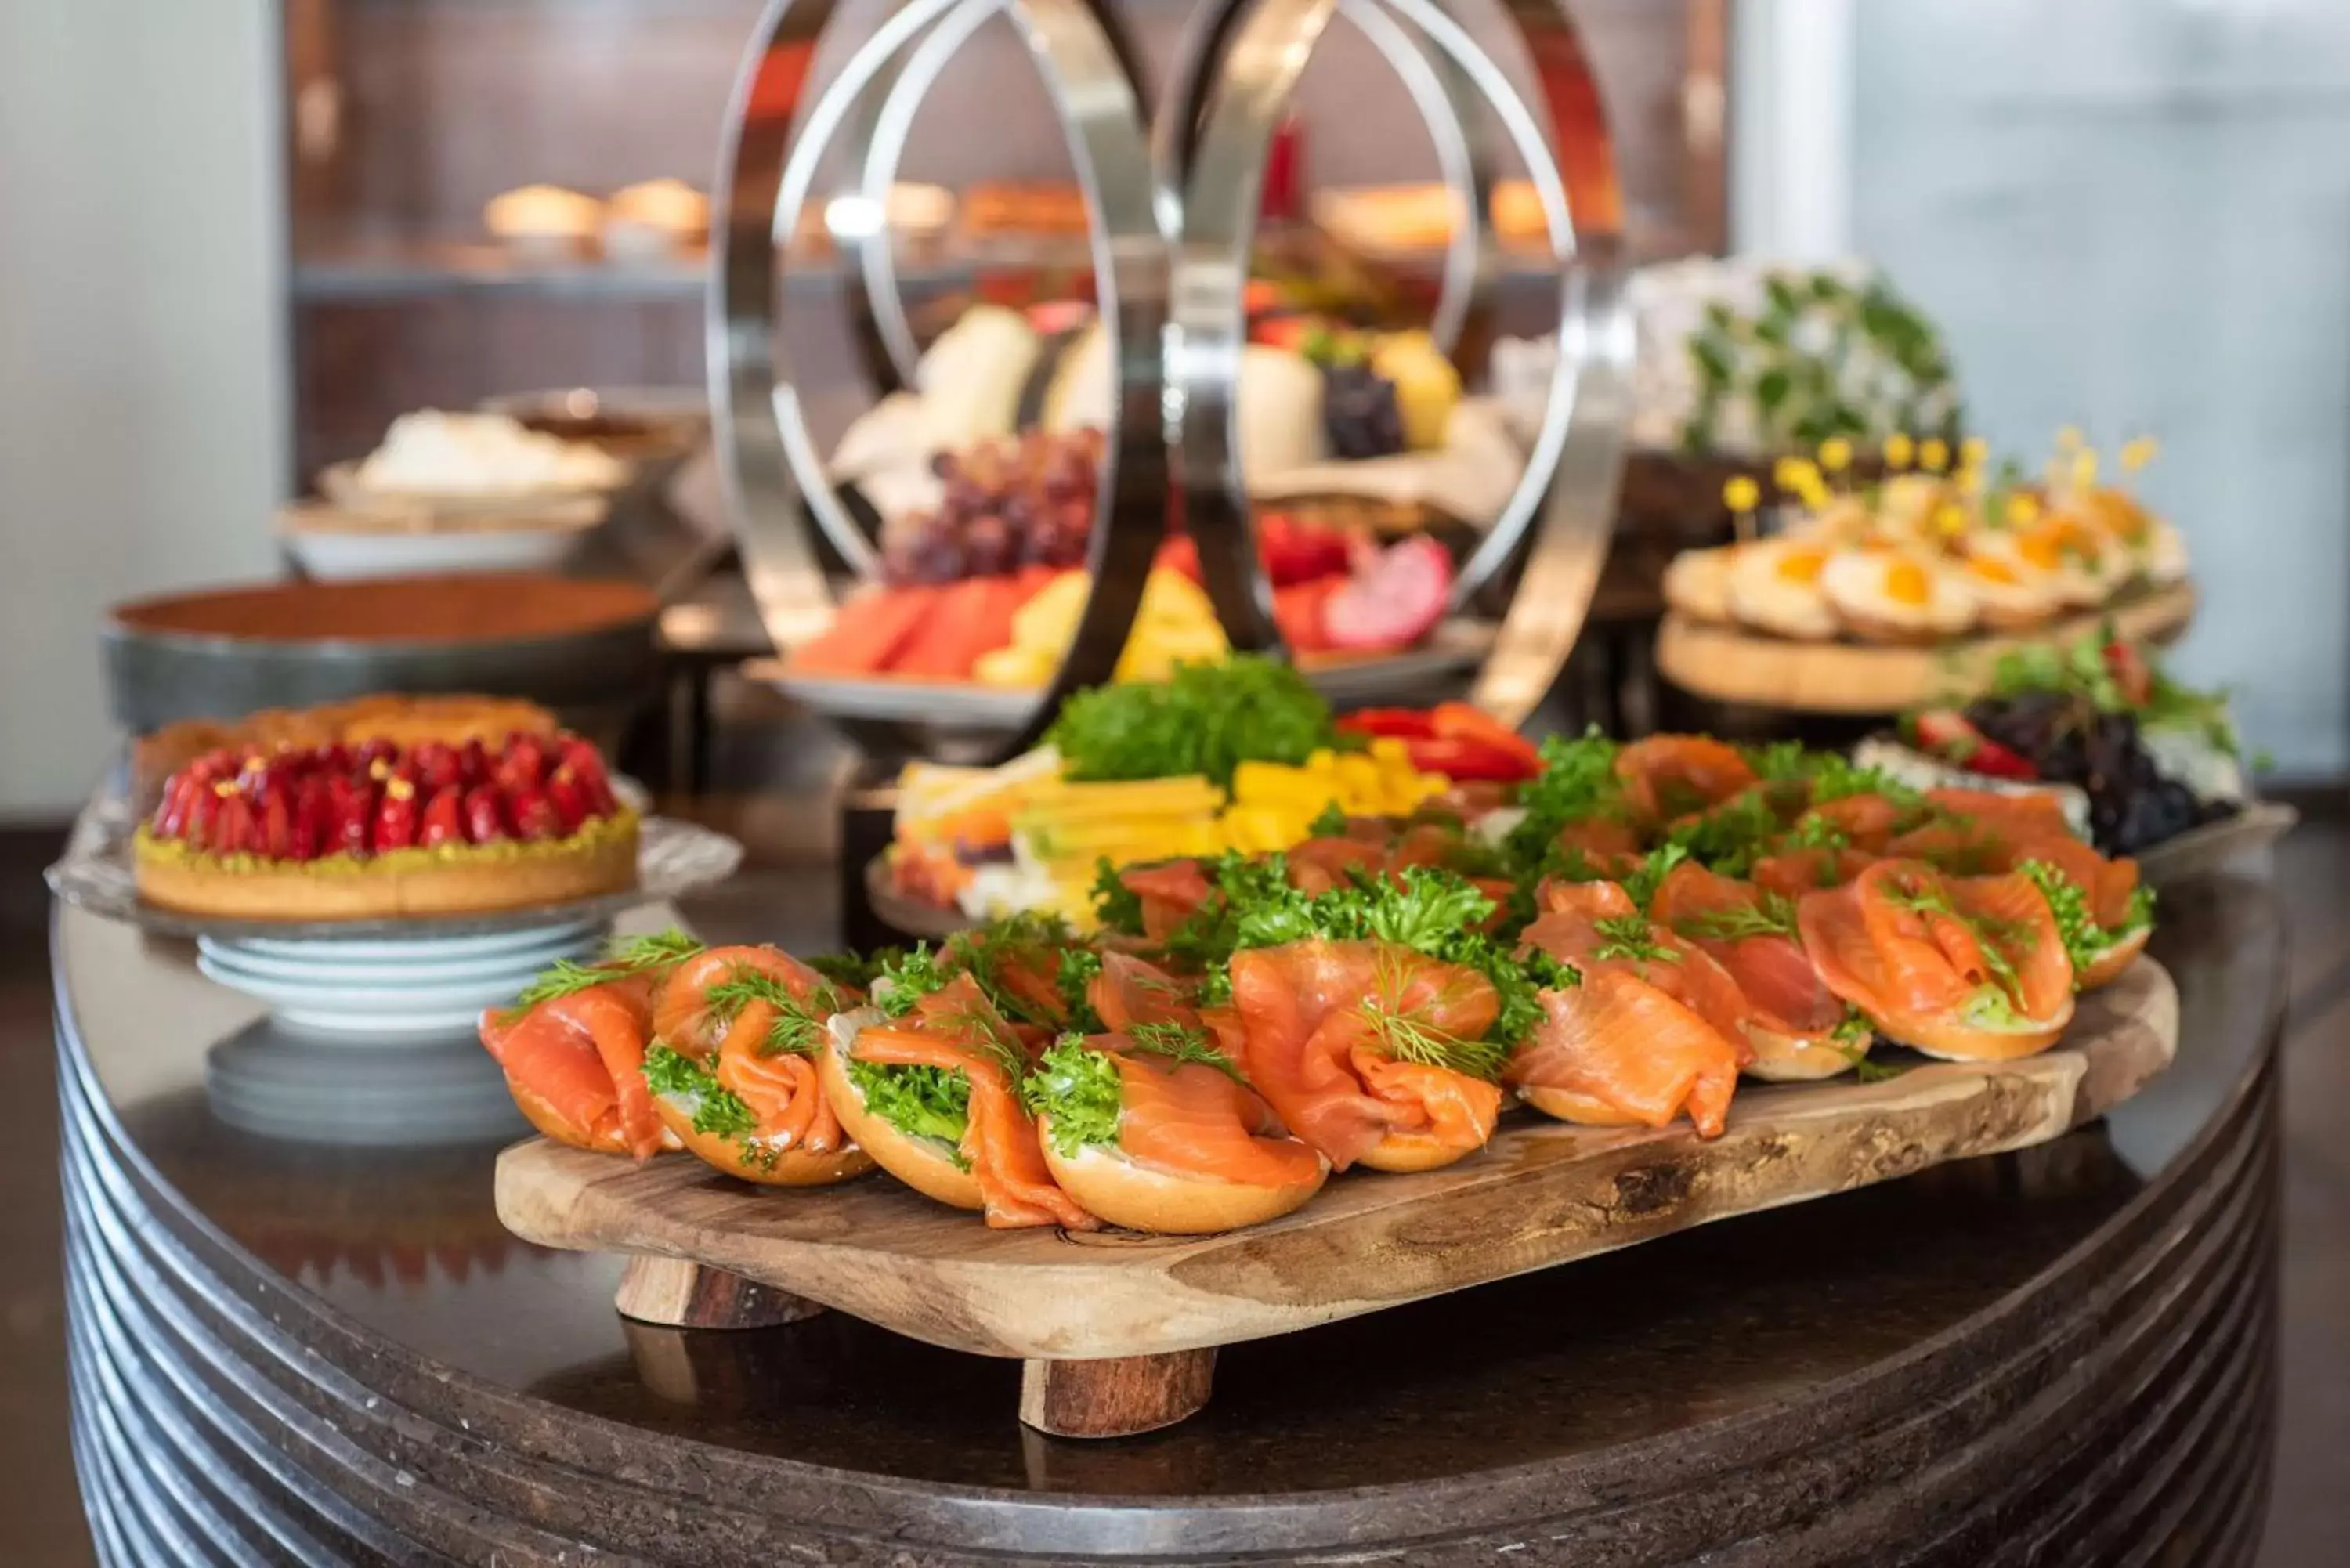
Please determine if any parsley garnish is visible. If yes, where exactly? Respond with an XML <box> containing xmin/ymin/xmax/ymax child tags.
<box><xmin>1665</xmin><ymin>791</ymin><xmax>1781</xmax><ymax>877</ymax></box>
<box><xmin>809</xmin><ymin>950</ymin><xmax>885</xmax><ymax>990</ymax></box>
<box><xmin>1785</xmin><ymin>813</ymin><xmax>1853</xmax><ymax>851</ymax></box>
<box><xmin>1622</xmin><ymin>844</ymin><xmax>1690</xmax><ymax>910</ymax></box>
<box><xmin>1592</xmin><ymin>914</ymin><xmax>1676</xmax><ymax>964</ymax></box>
<box><xmin>2019</xmin><ymin>860</ymin><xmax>2152</xmax><ymax>986</ymax></box>
<box><xmin>1306</xmin><ymin>801</ymin><xmax>1351</xmax><ymax>839</ymax></box>
<box><xmin>1090</xmin><ymin>857</ymin><xmax>1147</xmax><ymax>937</ymax></box>
<box><xmin>507</xmin><ymin>929</ymin><xmax>703</xmax><ymax>1015</ymax></box>
<box><xmin>1045</xmin><ymin>653</ymin><xmax>1333</xmax><ymax>789</ymax></box>
<box><xmin>1503</xmin><ymin>728</ymin><xmax>1627</xmax><ymax>873</ymax></box>
<box><xmin>1055</xmin><ymin>947</ymin><xmax>1106</xmax><ymax>1035</ymax></box>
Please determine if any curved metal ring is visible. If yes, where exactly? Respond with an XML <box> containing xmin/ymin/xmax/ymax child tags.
<box><xmin>1167</xmin><ymin>0</ymin><xmax>1630</xmax><ymax>722</ymax></box>
<box><xmin>711</xmin><ymin>0</ymin><xmax>1168</xmax><ymax>761</ymax></box>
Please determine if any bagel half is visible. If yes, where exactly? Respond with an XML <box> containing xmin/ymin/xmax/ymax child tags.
<box><xmin>1037</xmin><ymin>1117</ymin><xmax>1327</xmax><ymax>1234</ymax></box>
<box><xmin>2077</xmin><ymin>926</ymin><xmax>2150</xmax><ymax>992</ymax></box>
<box><xmin>503</xmin><ymin>1074</ymin><xmax>679</xmax><ymax>1157</ymax></box>
<box><xmin>1740</xmin><ymin>1022</ymin><xmax>1864</xmax><ymax>1082</ymax></box>
<box><xmin>1871</xmin><ymin>993</ymin><xmax>2073</xmax><ymax>1064</ymax></box>
<box><xmin>817</xmin><ymin>1008</ymin><xmax>983</xmax><ymax>1211</ymax></box>
<box><xmin>649</xmin><ymin>1090</ymin><xmax>874</xmax><ymax>1188</ymax></box>
<box><xmin>1513</xmin><ymin>1084</ymin><xmax>1654</xmax><ymax>1128</ymax></box>
<box><xmin>1354</xmin><ymin>1130</ymin><xmax>1484</xmax><ymax>1174</ymax></box>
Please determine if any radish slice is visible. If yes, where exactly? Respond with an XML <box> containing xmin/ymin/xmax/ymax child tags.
<box><xmin>1322</xmin><ymin>535</ymin><xmax>1454</xmax><ymax>652</ymax></box>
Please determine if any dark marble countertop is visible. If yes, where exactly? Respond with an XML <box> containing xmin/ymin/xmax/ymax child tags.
<box><xmin>54</xmin><ymin>871</ymin><xmax>2288</xmax><ymax>1563</ymax></box>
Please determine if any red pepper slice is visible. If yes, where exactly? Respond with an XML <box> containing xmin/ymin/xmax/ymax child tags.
<box><xmin>1402</xmin><ymin>735</ymin><xmax>1543</xmax><ymax>783</ymax></box>
<box><xmin>1336</xmin><ymin>707</ymin><xmax>1440</xmax><ymax>740</ymax></box>
<box><xmin>1427</xmin><ymin>703</ymin><xmax>1544</xmax><ymax>773</ymax></box>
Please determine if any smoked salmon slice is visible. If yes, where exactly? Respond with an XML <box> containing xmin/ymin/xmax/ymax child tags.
<box><xmin>1119</xmin><ymin>860</ymin><xmax>1215</xmax><ymax>942</ymax></box>
<box><xmin>1108</xmin><ymin>1046</ymin><xmax>1325</xmax><ymax>1189</ymax></box>
<box><xmin>1614</xmin><ymin>735</ymin><xmax>1759</xmax><ymax>826</ymax></box>
<box><xmin>1508</xmin><ymin>971</ymin><xmax>1740</xmax><ymax>1138</ymax></box>
<box><xmin>1798</xmin><ymin>859</ymin><xmax>2073</xmax><ymax>1060</ymax></box>
<box><xmin>653</xmin><ymin>945</ymin><xmax>849</xmax><ymax>1154</ymax></box>
<box><xmin>1750</xmin><ymin>845</ymin><xmax>1877</xmax><ymax>900</ymax></box>
<box><xmin>1089</xmin><ymin>950</ymin><xmax>1204</xmax><ymax>1034</ymax></box>
<box><xmin>479</xmin><ymin>974</ymin><xmax>666</xmax><ymax>1160</ymax></box>
<box><xmin>849</xmin><ymin>974</ymin><xmax>1098</xmax><ymax>1230</ymax></box>
<box><xmin>1650</xmin><ymin>861</ymin><xmax>1851</xmax><ymax>1078</ymax></box>
<box><xmin>1520</xmin><ymin>880</ymin><xmax>1755</xmax><ymax>1064</ymax></box>
<box><xmin>1226</xmin><ymin>940</ymin><xmax>1502</xmax><ymax>1171</ymax></box>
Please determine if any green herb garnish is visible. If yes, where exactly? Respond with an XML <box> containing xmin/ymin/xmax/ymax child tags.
<box><xmin>1027</xmin><ymin>1035</ymin><xmax>1125</xmax><ymax>1158</ymax></box>
<box><xmin>873</xmin><ymin>945</ymin><xmax>953</xmax><ymax>1017</ymax></box>
<box><xmin>1592</xmin><ymin>914</ymin><xmax>1676</xmax><ymax>964</ymax></box>
<box><xmin>809</xmin><ymin>950</ymin><xmax>887</xmax><ymax>990</ymax></box>
<box><xmin>700</xmin><ymin>965</ymin><xmax>835</xmax><ymax>1057</ymax></box>
<box><xmin>945</xmin><ymin>912</ymin><xmax>1080</xmax><ymax>1029</ymax></box>
<box><xmin>1502</xmin><ymin>727</ymin><xmax>1625</xmax><ymax>873</ymax></box>
<box><xmin>1055</xmin><ymin>946</ymin><xmax>1106</xmax><ymax>1035</ymax></box>
<box><xmin>1622</xmin><ymin>844</ymin><xmax>1690</xmax><ymax>910</ymax></box>
<box><xmin>2019</xmin><ymin>860</ymin><xmax>2153</xmax><ymax>985</ymax></box>
<box><xmin>1676</xmin><ymin>891</ymin><xmax>1799</xmax><ymax>942</ymax></box>
<box><xmin>1665</xmin><ymin>790</ymin><xmax>1781</xmax><ymax>877</ymax></box>
<box><xmin>1125</xmin><ymin>1020</ymin><xmax>1246</xmax><ymax>1084</ymax></box>
<box><xmin>1306</xmin><ymin>801</ymin><xmax>1351</xmax><ymax>839</ymax></box>
<box><xmin>1045</xmin><ymin>655</ymin><xmax>1333</xmax><ymax>789</ymax></box>
<box><xmin>844</xmin><ymin>1059</ymin><xmax>972</xmax><ymax>1163</ymax></box>
<box><xmin>1090</xmin><ymin>857</ymin><xmax>1148</xmax><ymax>938</ymax></box>
<box><xmin>507</xmin><ymin>929</ymin><xmax>704</xmax><ymax>1015</ymax></box>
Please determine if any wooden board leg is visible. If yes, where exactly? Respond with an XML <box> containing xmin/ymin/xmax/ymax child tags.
<box><xmin>613</xmin><ymin>1256</ymin><xmax>822</xmax><ymax>1330</ymax></box>
<box><xmin>1018</xmin><ymin>1350</ymin><xmax>1217</xmax><ymax>1439</ymax></box>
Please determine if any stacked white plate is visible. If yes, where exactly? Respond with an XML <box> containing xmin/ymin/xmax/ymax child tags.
<box><xmin>205</xmin><ymin>1021</ymin><xmax>532</xmax><ymax>1147</ymax></box>
<box><xmin>195</xmin><ymin>920</ymin><xmax>606</xmax><ymax>1039</ymax></box>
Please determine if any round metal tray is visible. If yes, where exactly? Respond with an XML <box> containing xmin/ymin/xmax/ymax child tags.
<box><xmin>757</xmin><ymin>620</ymin><xmax>1499</xmax><ymax>729</ymax></box>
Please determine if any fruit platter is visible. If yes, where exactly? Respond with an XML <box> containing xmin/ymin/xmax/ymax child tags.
<box><xmin>1656</xmin><ymin>429</ymin><xmax>2196</xmax><ymax>714</ymax></box>
<box><xmin>1859</xmin><ymin>629</ymin><xmax>2295</xmax><ymax>885</ymax></box>
<box><xmin>769</xmin><ymin>300</ymin><xmax>1529</xmax><ymax>723</ymax></box>
<box><xmin>489</xmin><ymin>721</ymin><xmax>2178</xmax><ymax>1434</ymax></box>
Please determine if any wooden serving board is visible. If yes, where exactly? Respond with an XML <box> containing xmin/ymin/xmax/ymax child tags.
<box><xmin>497</xmin><ymin>957</ymin><xmax>2178</xmax><ymax>1435</ymax></box>
<box><xmin>1656</xmin><ymin>581</ymin><xmax>2195</xmax><ymax>715</ymax></box>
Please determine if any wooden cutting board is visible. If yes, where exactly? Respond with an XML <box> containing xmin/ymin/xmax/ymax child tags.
<box><xmin>498</xmin><ymin>958</ymin><xmax>2177</xmax><ymax>1383</ymax></box>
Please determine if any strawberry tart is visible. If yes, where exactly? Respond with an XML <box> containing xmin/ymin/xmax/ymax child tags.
<box><xmin>134</xmin><ymin>728</ymin><xmax>638</xmax><ymax>919</ymax></box>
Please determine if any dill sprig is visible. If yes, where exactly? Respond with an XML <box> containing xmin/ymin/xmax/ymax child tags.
<box><xmin>1124</xmin><ymin>1020</ymin><xmax>1246</xmax><ymax>1085</ymax></box>
<box><xmin>507</xmin><ymin>928</ymin><xmax>704</xmax><ymax>1014</ymax></box>
<box><xmin>700</xmin><ymin>964</ymin><xmax>836</xmax><ymax>1058</ymax></box>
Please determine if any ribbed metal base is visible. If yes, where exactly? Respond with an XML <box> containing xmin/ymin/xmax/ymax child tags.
<box><xmin>60</xmin><ymin>1006</ymin><xmax>2280</xmax><ymax>1566</ymax></box>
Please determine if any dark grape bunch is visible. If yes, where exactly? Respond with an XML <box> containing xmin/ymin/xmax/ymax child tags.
<box><xmin>1321</xmin><ymin>363</ymin><xmax>1406</xmax><ymax>461</ymax></box>
<box><xmin>1962</xmin><ymin>693</ymin><xmax>2233</xmax><ymax>855</ymax></box>
<box><xmin>884</xmin><ymin>426</ymin><xmax>1107</xmax><ymax>586</ymax></box>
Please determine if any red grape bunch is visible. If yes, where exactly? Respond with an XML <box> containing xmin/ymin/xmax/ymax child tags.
<box><xmin>884</xmin><ymin>427</ymin><xmax>1107</xmax><ymax>586</ymax></box>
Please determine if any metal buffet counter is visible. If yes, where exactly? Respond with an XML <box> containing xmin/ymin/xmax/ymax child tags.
<box><xmin>58</xmin><ymin>871</ymin><xmax>2283</xmax><ymax>1566</ymax></box>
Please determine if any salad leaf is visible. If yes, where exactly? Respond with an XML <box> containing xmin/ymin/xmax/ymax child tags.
<box><xmin>2019</xmin><ymin>859</ymin><xmax>2153</xmax><ymax>985</ymax></box>
<box><xmin>872</xmin><ymin>945</ymin><xmax>953</xmax><ymax>1018</ymax></box>
<box><xmin>1045</xmin><ymin>655</ymin><xmax>1332</xmax><ymax>789</ymax></box>
<box><xmin>642</xmin><ymin>1045</ymin><xmax>762</xmax><ymax>1148</ymax></box>
<box><xmin>844</xmin><ymin>1059</ymin><xmax>973</xmax><ymax>1164</ymax></box>
<box><xmin>1027</xmin><ymin>1035</ymin><xmax>1124</xmax><ymax>1158</ymax></box>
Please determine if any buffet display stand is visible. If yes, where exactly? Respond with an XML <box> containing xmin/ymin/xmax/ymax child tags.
<box><xmin>57</xmin><ymin>873</ymin><xmax>2283</xmax><ymax>1565</ymax></box>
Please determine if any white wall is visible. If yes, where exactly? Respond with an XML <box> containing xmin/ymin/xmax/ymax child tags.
<box><xmin>0</xmin><ymin>2</ymin><xmax>288</xmax><ymax>819</ymax></box>
<box><xmin>1737</xmin><ymin>0</ymin><xmax>2350</xmax><ymax>779</ymax></box>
